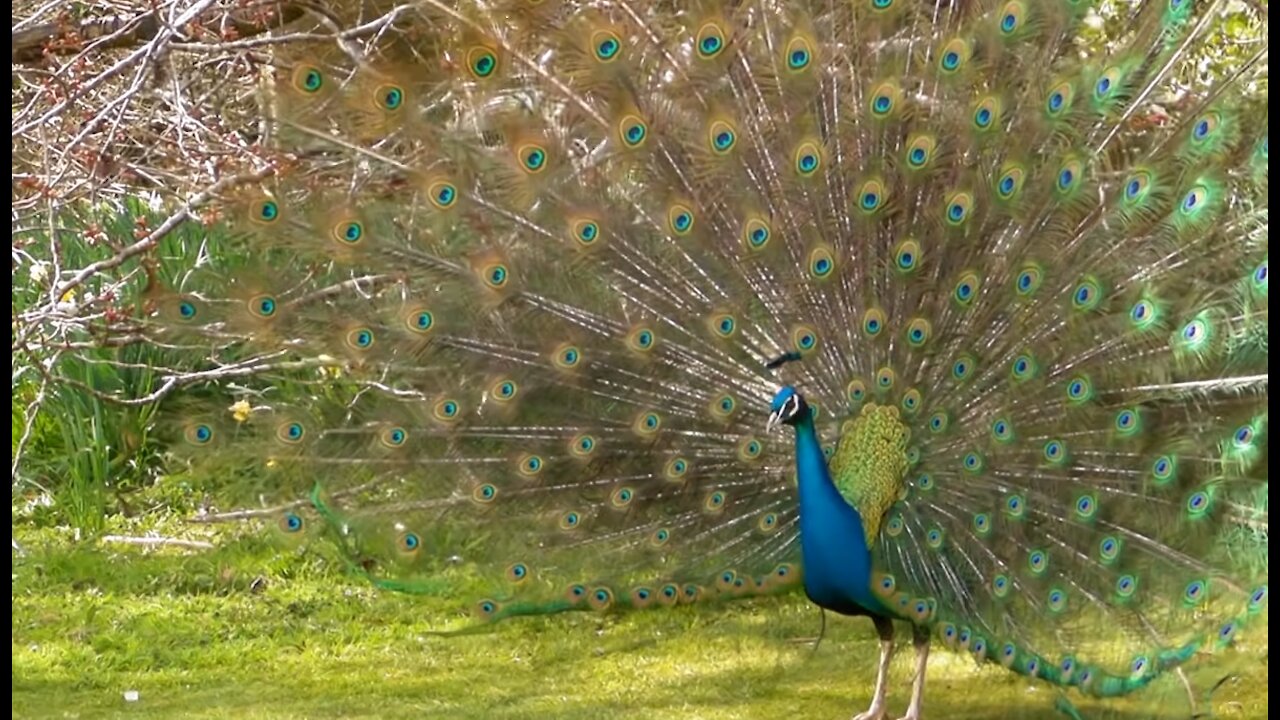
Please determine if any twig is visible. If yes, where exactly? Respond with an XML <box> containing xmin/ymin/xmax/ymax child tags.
<box><xmin>52</xmin><ymin>168</ymin><xmax>275</xmax><ymax>300</ymax></box>
<box><xmin>100</xmin><ymin>535</ymin><xmax>215</xmax><ymax>550</ymax></box>
<box><xmin>12</xmin><ymin>3</ymin><xmax>307</xmax><ymax>64</ymax></box>
<box><xmin>10</xmin><ymin>355</ymin><xmax>58</xmax><ymax>489</ymax></box>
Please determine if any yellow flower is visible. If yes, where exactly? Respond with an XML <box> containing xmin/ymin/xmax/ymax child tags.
<box><xmin>316</xmin><ymin>355</ymin><xmax>344</xmax><ymax>379</ymax></box>
<box><xmin>229</xmin><ymin>400</ymin><xmax>252</xmax><ymax>423</ymax></box>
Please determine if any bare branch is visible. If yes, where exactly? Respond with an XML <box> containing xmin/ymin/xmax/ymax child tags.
<box><xmin>12</xmin><ymin>3</ymin><xmax>306</xmax><ymax>64</ymax></box>
<box><xmin>101</xmin><ymin>535</ymin><xmax>216</xmax><ymax>550</ymax></box>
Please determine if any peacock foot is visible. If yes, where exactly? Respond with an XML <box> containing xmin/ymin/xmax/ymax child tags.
<box><xmin>852</xmin><ymin>706</ymin><xmax>886</xmax><ymax>720</ymax></box>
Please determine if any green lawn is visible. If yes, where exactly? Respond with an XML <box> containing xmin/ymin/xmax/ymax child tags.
<box><xmin>12</xmin><ymin>521</ymin><xmax>1268</xmax><ymax>720</ymax></box>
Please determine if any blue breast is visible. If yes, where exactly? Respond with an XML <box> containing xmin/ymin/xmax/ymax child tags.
<box><xmin>792</xmin><ymin>415</ymin><xmax>886</xmax><ymax>616</ymax></box>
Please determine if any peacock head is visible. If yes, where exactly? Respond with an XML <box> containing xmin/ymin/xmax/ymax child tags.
<box><xmin>767</xmin><ymin>386</ymin><xmax>809</xmax><ymax>431</ymax></box>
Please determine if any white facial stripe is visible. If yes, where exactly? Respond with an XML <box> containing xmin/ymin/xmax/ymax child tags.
<box><xmin>783</xmin><ymin>394</ymin><xmax>800</xmax><ymax>418</ymax></box>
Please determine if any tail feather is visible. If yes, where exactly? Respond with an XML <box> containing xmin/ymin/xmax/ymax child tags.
<box><xmin>139</xmin><ymin>0</ymin><xmax>1267</xmax><ymax>700</ymax></box>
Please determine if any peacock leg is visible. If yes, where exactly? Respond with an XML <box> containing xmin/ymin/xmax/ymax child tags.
<box><xmin>854</xmin><ymin>615</ymin><xmax>896</xmax><ymax>720</ymax></box>
<box><xmin>895</xmin><ymin>624</ymin><xmax>930</xmax><ymax>720</ymax></box>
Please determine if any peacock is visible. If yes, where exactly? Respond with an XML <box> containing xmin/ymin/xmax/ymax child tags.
<box><xmin>133</xmin><ymin>1</ymin><xmax>1268</xmax><ymax>718</ymax></box>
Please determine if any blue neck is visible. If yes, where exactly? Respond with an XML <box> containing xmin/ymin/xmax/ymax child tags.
<box><xmin>792</xmin><ymin>412</ymin><xmax>883</xmax><ymax>615</ymax></box>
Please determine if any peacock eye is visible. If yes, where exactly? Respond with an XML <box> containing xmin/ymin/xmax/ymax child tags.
<box><xmin>709</xmin><ymin>122</ymin><xmax>737</xmax><ymax>154</ymax></box>
<box><xmin>695</xmin><ymin>23</ymin><xmax>726</xmax><ymax>59</ymax></box>
<box><xmin>428</xmin><ymin>181</ymin><xmax>458</xmax><ymax>210</ymax></box>
<box><xmin>380</xmin><ymin>86</ymin><xmax>404</xmax><ymax>110</ymax></box>
<box><xmin>745</xmin><ymin>220</ymin><xmax>770</xmax><ymax>248</ymax></box>
<box><xmin>347</xmin><ymin>328</ymin><xmax>375</xmax><ymax>349</ymax></box>
<box><xmin>257</xmin><ymin>201</ymin><xmax>279</xmax><ymax>221</ymax></box>
<box><xmin>469</xmin><ymin>49</ymin><xmax>498</xmax><ymax>78</ymax></box>
<box><xmin>252</xmin><ymin>296</ymin><xmax>277</xmax><ymax>317</ymax></box>
<box><xmin>789</xmin><ymin>48</ymin><xmax>809</xmax><ymax>70</ymax></box>
<box><xmin>575</xmin><ymin>221</ymin><xmax>598</xmax><ymax>244</ymax></box>
<box><xmin>523</xmin><ymin>148</ymin><xmax>546</xmax><ymax>171</ymax></box>
<box><xmin>620</xmin><ymin>115</ymin><xmax>648</xmax><ymax>147</ymax></box>
<box><xmin>592</xmin><ymin>31</ymin><xmax>622</xmax><ymax>62</ymax></box>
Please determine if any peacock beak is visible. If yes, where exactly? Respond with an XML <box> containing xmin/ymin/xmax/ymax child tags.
<box><xmin>766</xmin><ymin>409</ymin><xmax>782</xmax><ymax>433</ymax></box>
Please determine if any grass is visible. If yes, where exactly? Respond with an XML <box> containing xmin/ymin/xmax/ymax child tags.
<box><xmin>11</xmin><ymin>518</ymin><xmax>1269</xmax><ymax>720</ymax></box>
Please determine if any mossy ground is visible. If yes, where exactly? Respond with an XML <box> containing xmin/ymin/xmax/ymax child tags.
<box><xmin>12</xmin><ymin>518</ymin><xmax>1267</xmax><ymax>720</ymax></box>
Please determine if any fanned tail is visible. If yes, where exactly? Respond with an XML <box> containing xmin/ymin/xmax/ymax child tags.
<box><xmin>143</xmin><ymin>0</ymin><xmax>1266</xmax><ymax>703</ymax></box>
